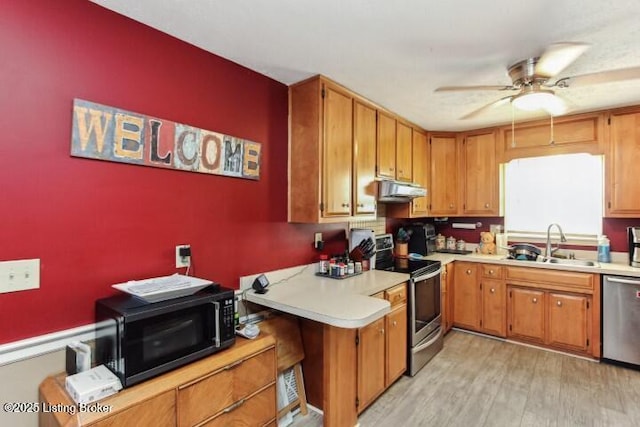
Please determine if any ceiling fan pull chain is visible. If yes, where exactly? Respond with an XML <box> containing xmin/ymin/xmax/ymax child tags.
<box><xmin>511</xmin><ymin>104</ymin><xmax>516</xmax><ymax>148</ymax></box>
<box><xmin>550</xmin><ymin>114</ymin><xmax>555</xmax><ymax>145</ymax></box>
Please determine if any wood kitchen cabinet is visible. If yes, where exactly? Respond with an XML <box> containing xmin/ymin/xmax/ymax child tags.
<box><xmin>353</xmin><ymin>100</ymin><xmax>378</xmax><ymax>215</ymax></box>
<box><xmin>461</xmin><ymin>129</ymin><xmax>501</xmax><ymax>216</ymax></box>
<box><xmin>606</xmin><ymin>108</ymin><xmax>640</xmax><ymax>217</ymax></box>
<box><xmin>452</xmin><ymin>263</ymin><xmax>506</xmax><ymax>338</ymax></box>
<box><xmin>385</xmin><ymin>129</ymin><xmax>430</xmax><ymax>218</ymax></box>
<box><xmin>357</xmin><ymin>316</ymin><xmax>386</xmax><ymax>412</ymax></box>
<box><xmin>429</xmin><ymin>133</ymin><xmax>460</xmax><ymax>216</ymax></box>
<box><xmin>39</xmin><ymin>335</ymin><xmax>277</xmax><ymax>427</ymax></box>
<box><xmin>452</xmin><ymin>262</ymin><xmax>480</xmax><ymax>330</ymax></box>
<box><xmin>396</xmin><ymin>121</ymin><xmax>413</xmax><ymax>182</ymax></box>
<box><xmin>506</xmin><ymin>266</ymin><xmax>597</xmax><ymax>357</ymax></box>
<box><xmin>377</xmin><ymin>111</ymin><xmax>397</xmax><ymax>179</ymax></box>
<box><xmin>384</xmin><ymin>283</ymin><xmax>407</xmax><ymax>387</ymax></box>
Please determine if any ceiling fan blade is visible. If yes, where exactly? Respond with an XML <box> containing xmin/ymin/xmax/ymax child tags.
<box><xmin>551</xmin><ymin>66</ymin><xmax>640</xmax><ymax>88</ymax></box>
<box><xmin>535</xmin><ymin>42</ymin><xmax>590</xmax><ymax>78</ymax></box>
<box><xmin>461</xmin><ymin>96</ymin><xmax>513</xmax><ymax>119</ymax></box>
<box><xmin>435</xmin><ymin>85</ymin><xmax>516</xmax><ymax>92</ymax></box>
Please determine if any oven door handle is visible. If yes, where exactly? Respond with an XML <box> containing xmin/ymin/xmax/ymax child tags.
<box><xmin>412</xmin><ymin>328</ymin><xmax>442</xmax><ymax>353</ymax></box>
<box><xmin>412</xmin><ymin>267</ymin><xmax>443</xmax><ymax>282</ymax></box>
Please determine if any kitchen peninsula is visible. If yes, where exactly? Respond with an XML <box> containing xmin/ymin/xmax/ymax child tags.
<box><xmin>245</xmin><ymin>267</ymin><xmax>409</xmax><ymax>427</ymax></box>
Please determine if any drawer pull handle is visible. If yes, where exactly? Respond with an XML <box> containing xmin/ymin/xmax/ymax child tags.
<box><xmin>490</xmin><ymin>288</ymin><xmax>495</xmax><ymax>293</ymax></box>
<box><xmin>532</xmin><ymin>298</ymin><xmax>538</xmax><ymax>304</ymax></box>
<box><xmin>450</xmin><ymin>204</ymin><xmax>455</xmax><ymax>209</ymax></box>
<box><xmin>557</xmin><ymin>300</ymin><xmax>562</xmax><ymax>307</ymax></box>
<box><xmin>466</xmin><ymin>269</ymin><xmax>472</xmax><ymax>275</ymax></box>
<box><xmin>224</xmin><ymin>359</ymin><xmax>244</xmax><ymax>370</ymax></box>
<box><xmin>485</xmin><ymin>203</ymin><xmax>490</xmax><ymax>208</ymax></box>
<box><xmin>223</xmin><ymin>398</ymin><xmax>246</xmax><ymax>414</ymax></box>
<box><xmin>489</xmin><ymin>270</ymin><xmax>494</xmax><ymax>275</ymax></box>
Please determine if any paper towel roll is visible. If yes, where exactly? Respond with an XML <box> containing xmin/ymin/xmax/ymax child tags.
<box><xmin>496</xmin><ymin>233</ymin><xmax>508</xmax><ymax>255</ymax></box>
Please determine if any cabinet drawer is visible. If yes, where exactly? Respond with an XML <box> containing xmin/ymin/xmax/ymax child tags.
<box><xmin>178</xmin><ymin>348</ymin><xmax>276</xmax><ymax>427</ymax></box>
<box><xmin>481</xmin><ymin>264</ymin><xmax>503</xmax><ymax>279</ymax></box>
<box><xmin>202</xmin><ymin>384</ymin><xmax>276</xmax><ymax>427</ymax></box>
<box><xmin>506</xmin><ymin>267</ymin><xmax>594</xmax><ymax>292</ymax></box>
<box><xmin>385</xmin><ymin>283</ymin><xmax>407</xmax><ymax>306</ymax></box>
<box><xmin>93</xmin><ymin>391</ymin><xmax>175</xmax><ymax>427</ymax></box>
<box><xmin>372</xmin><ymin>291</ymin><xmax>385</xmax><ymax>299</ymax></box>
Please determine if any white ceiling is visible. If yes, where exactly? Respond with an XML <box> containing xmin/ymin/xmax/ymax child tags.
<box><xmin>91</xmin><ymin>0</ymin><xmax>640</xmax><ymax>131</ymax></box>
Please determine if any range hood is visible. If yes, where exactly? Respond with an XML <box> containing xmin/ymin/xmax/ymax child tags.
<box><xmin>377</xmin><ymin>180</ymin><xmax>427</xmax><ymax>203</ymax></box>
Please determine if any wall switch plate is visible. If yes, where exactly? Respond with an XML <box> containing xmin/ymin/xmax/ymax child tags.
<box><xmin>175</xmin><ymin>245</ymin><xmax>191</xmax><ymax>268</ymax></box>
<box><xmin>314</xmin><ymin>232</ymin><xmax>323</xmax><ymax>250</ymax></box>
<box><xmin>0</xmin><ymin>259</ymin><xmax>40</xmax><ymax>294</ymax></box>
<box><xmin>490</xmin><ymin>224</ymin><xmax>502</xmax><ymax>235</ymax></box>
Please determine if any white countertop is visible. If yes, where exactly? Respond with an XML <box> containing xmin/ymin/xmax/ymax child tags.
<box><xmin>423</xmin><ymin>252</ymin><xmax>640</xmax><ymax>277</ymax></box>
<box><xmin>244</xmin><ymin>267</ymin><xmax>410</xmax><ymax>329</ymax></box>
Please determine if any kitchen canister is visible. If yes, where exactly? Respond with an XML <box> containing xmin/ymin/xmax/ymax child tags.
<box><xmin>446</xmin><ymin>236</ymin><xmax>457</xmax><ymax>250</ymax></box>
<box><xmin>435</xmin><ymin>234</ymin><xmax>446</xmax><ymax>251</ymax></box>
<box><xmin>456</xmin><ymin>239</ymin><xmax>466</xmax><ymax>251</ymax></box>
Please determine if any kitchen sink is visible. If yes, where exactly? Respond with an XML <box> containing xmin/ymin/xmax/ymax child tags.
<box><xmin>545</xmin><ymin>258</ymin><xmax>600</xmax><ymax>267</ymax></box>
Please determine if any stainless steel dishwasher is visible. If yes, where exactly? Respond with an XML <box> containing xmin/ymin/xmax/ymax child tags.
<box><xmin>602</xmin><ymin>275</ymin><xmax>640</xmax><ymax>367</ymax></box>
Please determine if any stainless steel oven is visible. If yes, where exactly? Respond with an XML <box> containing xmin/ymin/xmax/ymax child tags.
<box><xmin>408</xmin><ymin>267</ymin><xmax>442</xmax><ymax>376</ymax></box>
<box><xmin>375</xmin><ymin>233</ymin><xmax>443</xmax><ymax>376</ymax></box>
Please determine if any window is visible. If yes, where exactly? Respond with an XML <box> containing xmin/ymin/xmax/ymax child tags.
<box><xmin>504</xmin><ymin>153</ymin><xmax>603</xmax><ymax>242</ymax></box>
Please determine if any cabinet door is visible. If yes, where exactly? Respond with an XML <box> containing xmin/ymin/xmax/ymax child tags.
<box><xmin>353</xmin><ymin>101</ymin><xmax>377</xmax><ymax>215</ymax></box>
<box><xmin>396</xmin><ymin>122</ymin><xmax>413</xmax><ymax>182</ymax></box>
<box><xmin>508</xmin><ymin>287</ymin><xmax>545</xmax><ymax>344</ymax></box>
<box><xmin>377</xmin><ymin>111</ymin><xmax>396</xmax><ymax>179</ymax></box>
<box><xmin>452</xmin><ymin>262</ymin><xmax>480</xmax><ymax>330</ymax></box>
<box><xmin>357</xmin><ymin>317</ymin><xmax>386</xmax><ymax>412</ymax></box>
<box><xmin>547</xmin><ymin>293</ymin><xmax>590</xmax><ymax>353</ymax></box>
<box><xmin>430</xmin><ymin>135</ymin><xmax>459</xmax><ymax>216</ymax></box>
<box><xmin>462</xmin><ymin>131</ymin><xmax>499</xmax><ymax>216</ymax></box>
<box><xmin>385</xmin><ymin>304</ymin><xmax>407</xmax><ymax>386</ymax></box>
<box><xmin>606</xmin><ymin>110</ymin><xmax>640</xmax><ymax>217</ymax></box>
<box><xmin>411</xmin><ymin>130</ymin><xmax>429</xmax><ymax>217</ymax></box>
<box><xmin>480</xmin><ymin>279</ymin><xmax>506</xmax><ymax>337</ymax></box>
<box><xmin>322</xmin><ymin>85</ymin><xmax>353</xmax><ymax>217</ymax></box>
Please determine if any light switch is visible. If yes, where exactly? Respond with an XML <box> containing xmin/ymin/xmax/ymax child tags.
<box><xmin>0</xmin><ymin>259</ymin><xmax>40</xmax><ymax>293</ymax></box>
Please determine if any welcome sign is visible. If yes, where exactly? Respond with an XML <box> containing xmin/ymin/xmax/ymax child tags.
<box><xmin>71</xmin><ymin>99</ymin><xmax>262</xmax><ymax>180</ymax></box>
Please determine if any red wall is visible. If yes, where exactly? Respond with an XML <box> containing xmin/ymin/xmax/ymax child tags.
<box><xmin>0</xmin><ymin>0</ymin><xmax>346</xmax><ymax>344</ymax></box>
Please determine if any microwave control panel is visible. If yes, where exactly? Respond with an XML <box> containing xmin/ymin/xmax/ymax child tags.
<box><xmin>221</xmin><ymin>297</ymin><xmax>235</xmax><ymax>342</ymax></box>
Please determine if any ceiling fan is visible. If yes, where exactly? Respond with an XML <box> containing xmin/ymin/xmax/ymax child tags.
<box><xmin>435</xmin><ymin>42</ymin><xmax>640</xmax><ymax>119</ymax></box>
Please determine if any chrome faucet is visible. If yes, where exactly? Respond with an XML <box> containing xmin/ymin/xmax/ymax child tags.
<box><xmin>545</xmin><ymin>223</ymin><xmax>567</xmax><ymax>258</ymax></box>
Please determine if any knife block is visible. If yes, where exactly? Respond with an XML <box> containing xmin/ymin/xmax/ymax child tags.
<box><xmin>349</xmin><ymin>247</ymin><xmax>365</xmax><ymax>261</ymax></box>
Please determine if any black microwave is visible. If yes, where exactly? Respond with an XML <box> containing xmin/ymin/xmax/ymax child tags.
<box><xmin>95</xmin><ymin>285</ymin><xmax>235</xmax><ymax>388</ymax></box>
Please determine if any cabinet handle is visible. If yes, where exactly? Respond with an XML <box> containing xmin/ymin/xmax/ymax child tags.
<box><xmin>357</xmin><ymin>203</ymin><xmax>364</xmax><ymax>208</ymax></box>
<box><xmin>341</xmin><ymin>203</ymin><xmax>350</xmax><ymax>208</ymax></box>
<box><xmin>393</xmin><ymin>320</ymin><xmax>397</xmax><ymax>327</ymax></box>
<box><xmin>380</xmin><ymin>328</ymin><xmax>385</xmax><ymax>335</ymax></box>
<box><xmin>557</xmin><ymin>300</ymin><xmax>562</xmax><ymax>307</ymax></box>
<box><xmin>532</xmin><ymin>298</ymin><xmax>538</xmax><ymax>303</ymax></box>
<box><xmin>224</xmin><ymin>359</ymin><xmax>244</xmax><ymax>370</ymax></box>
<box><xmin>389</xmin><ymin>167</ymin><xmax>394</xmax><ymax>172</ymax></box>
<box><xmin>485</xmin><ymin>203</ymin><xmax>490</xmax><ymax>208</ymax></box>
<box><xmin>490</xmin><ymin>288</ymin><xmax>495</xmax><ymax>293</ymax></box>
<box><xmin>223</xmin><ymin>398</ymin><xmax>246</xmax><ymax>414</ymax></box>
<box><xmin>449</xmin><ymin>204</ymin><xmax>454</xmax><ymax>209</ymax></box>
<box><xmin>489</xmin><ymin>269</ymin><xmax>494</xmax><ymax>275</ymax></box>
<box><xmin>466</xmin><ymin>269</ymin><xmax>472</xmax><ymax>275</ymax></box>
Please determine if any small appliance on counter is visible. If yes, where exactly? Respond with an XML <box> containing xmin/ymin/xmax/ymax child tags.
<box><xmin>629</xmin><ymin>227</ymin><xmax>640</xmax><ymax>267</ymax></box>
<box><xmin>406</xmin><ymin>223</ymin><xmax>436</xmax><ymax>256</ymax></box>
<box><xmin>349</xmin><ymin>228</ymin><xmax>376</xmax><ymax>266</ymax></box>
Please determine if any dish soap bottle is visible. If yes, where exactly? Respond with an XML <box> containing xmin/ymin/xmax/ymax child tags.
<box><xmin>597</xmin><ymin>235</ymin><xmax>611</xmax><ymax>263</ymax></box>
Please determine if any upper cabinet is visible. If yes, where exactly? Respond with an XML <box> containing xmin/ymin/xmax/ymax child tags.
<box><xmin>353</xmin><ymin>100</ymin><xmax>378</xmax><ymax>216</ymax></box>
<box><xmin>396</xmin><ymin>122</ymin><xmax>413</xmax><ymax>182</ymax></box>
<box><xmin>461</xmin><ymin>129</ymin><xmax>501</xmax><ymax>216</ymax></box>
<box><xmin>606</xmin><ymin>107</ymin><xmax>640</xmax><ymax>217</ymax></box>
<box><xmin>498</xmin><ymin>112</ymin><xmax>604</xmax><ymax>162</ymax></box>
<box><xmin>376</xmin><ymin>112</ymin><xmax>397</xmax><ymax>179</ymax></box>
<box><xmin>289</xmin><ymin>77</ymin><xmax>356</xmax><ymax>223</ymax></box>
<box><xmin>429</xmin><ymin>134</ymin><xmax>460</xmax><ymax>216</ymax></box>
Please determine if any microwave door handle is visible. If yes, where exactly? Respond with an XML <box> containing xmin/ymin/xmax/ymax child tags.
<box><xmin>212</xmin><ymin>301</ymin><xmax>221</xmax><ymax>348</ymax></box>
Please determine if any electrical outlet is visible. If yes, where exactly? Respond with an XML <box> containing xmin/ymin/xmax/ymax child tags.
<box><xmin>314</xmin><ymin>232</ymin><xmax>323</xmax><ymax>250</ymax></box>
<box><xmin>175</xmin><ymin>245</ymin><xmax>191</xmax><ymax>268</ymax></box>
<box><xmin>0</xmin><ymin>259</ymin><xmax>40</xmax><ymax>294</ymax></box>
<box><xmin>490</xmin><ymin>224</ymin><xmax>502</xmax><ymax>235</ymax></box>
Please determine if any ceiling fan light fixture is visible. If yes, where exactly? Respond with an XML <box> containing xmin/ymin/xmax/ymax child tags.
<box><xmin>511</xmin><ymin>89</ymin><xmax>560</xmax><ymax>112</ymax></box>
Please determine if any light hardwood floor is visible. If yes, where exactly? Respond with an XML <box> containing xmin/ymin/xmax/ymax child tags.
<box><xmin>291</xmin><ymin>330</ymin><xmax>640</xmax><ymax>427</ymax></box>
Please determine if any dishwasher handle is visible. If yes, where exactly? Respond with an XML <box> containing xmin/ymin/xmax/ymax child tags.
<box><xmin>606</xmin><ymin>276</ymin><xmax>640</xmax><ymax>286</ymax></box>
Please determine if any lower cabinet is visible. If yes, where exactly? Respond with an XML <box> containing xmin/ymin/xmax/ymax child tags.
<box><xmin>441</xmin><ymin>262</ymin><xmax>454</xmax><ymax>334</ymax></box>
<box><xmin>39</xmin><ymin>335</ymin><xmax>277</xmax><ymax>427</ymax></box>
<box><xmin>357</xmin><ymin>282</ymin><xmax>407</xmax><ymax>414</ymax></box>
<box><xmin>452</xmin><ymin>262</ymin><xmax>506</xmax><ymax>337</ymax></box>
<box><xmin>506</xmin><ymin>266</ymin><xmax>597</xmax><ymax>357</ymax></box>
